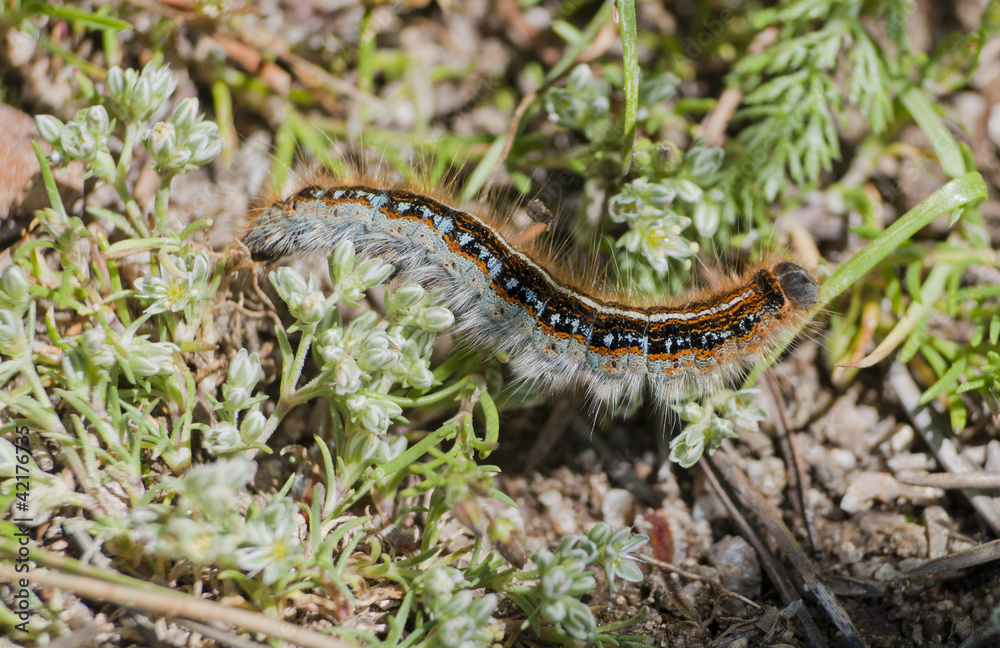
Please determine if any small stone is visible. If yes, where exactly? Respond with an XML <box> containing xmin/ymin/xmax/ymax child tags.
<box><xmin>873</xmin><ymin>562</ymin><xmax>899</xmax><ymax>583</ymax></box>
<box><xmin>841</xmin><ymin>472</ymin><xmax>898</xmax><ymax>513</ymax></box>
<box><xmin>830</xmin><ymin>448</ymin><xmax>857</xmax><ymax>471</ymax></box>
<box><xmin>886</xmin><ymin>452</ymin><xmax>935</xmax><ymax>472</ymax></box>
<box><xmin>837</xmin><ymin>536</ymin><xmax>864</xmax><ymax>565</ymax></box>
<box><xmin>923</xmin><ymin>506</ymin><xmax>950</xmax><ymax>559</ymax></box>
<box><xmin>536</xmin><ymin>488</ymin><xmax>563</xmax><ymax>510</ymax></box>
<box><xmin>816</xmin><ymin>389</ymin><xmax>880</xmax><ymax>452</ymax></box>
<box><xmin>601</xmin><ymin>488</ymin><xmax>637</xmax><ymax>529</ymax></box>
<box><xmin>841</xmin><ymin>471</ymin><xmax>945</xmax><ymax>514</ymax></box>
<box><xmin>985</xmin><ymin>440</ymin><xmax>1000</xmax><ymax>471</ymax></box>
<box><xmin>707</xmin><ymin>535</ymin><xmax>761</xmax><ymax>598</ymax></box>
<box><xmin>952</xmin><ymin>617</ymin><xmax>974</xmax><ymax>641</ymax></box>
<box><xmin>745</xmin><ymin>456</ymin><xmax>787</xmax><ymax>499</ymax></box>
<box><xmin>537</xmin><ymin>489</ymin><xmax>576</xmax><ymax>535</ymax></box>
<box><xmin>692</xmin><ymin>492</ymin><xmax>727</xmax><ymax>522</ymax></box>
<box><xmin>886</xmin><ymin>424</ymin><xmax>915</xmax><ymax>454</ymax></box>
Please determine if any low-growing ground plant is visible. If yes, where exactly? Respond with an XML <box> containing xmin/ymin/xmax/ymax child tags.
<box><xmin>1</xmin><ymin>60</ymin><xmax>652</xmax><ymax>647</ymax></box>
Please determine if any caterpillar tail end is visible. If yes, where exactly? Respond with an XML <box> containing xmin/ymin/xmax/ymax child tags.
<box><xmin>241</xmin><ymin>218</ymin><xmax>286</xmax><ymax>264</ymax></box>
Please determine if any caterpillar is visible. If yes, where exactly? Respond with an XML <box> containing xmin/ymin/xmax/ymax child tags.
<box><xmin>242</xmin><ymin>182</ymin><xmax>819</xmax><ymax>409</ymax></box>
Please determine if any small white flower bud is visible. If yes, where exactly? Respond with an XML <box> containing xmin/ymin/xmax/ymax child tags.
<box><xmin>240</xmin><ymin>410</ymin><xmax>267</xmax><ymax>443</ymax></box>
<box><xmin>171</xmin><ymin>97</ymin><xmax>200</xmax><ymax>132</ymax></box>
<box><xmin>106</xmin><ymin>66</ymin><xmax>125</xmax><ymax>98</ymax></box>
<box><xmin>390</xmin><ymin>283</ymin><xmax>425</xmax><ymax>309</ymax></box>
<box><xmin>330</xmin><ymin>240</ymin><xmax>356</xmax><ymax>274</ymax></box>
<box><xmin>183</xmin><ymin>129</ymin><xmax>210</xmax><ymax>154</ymax></box>
<box><xmin>405</xmin><ymin>366</ymin><xmax>435</xmax><ymax>391</ymax></box>
<box><xmin>130</xmin><ymin>354</ymin><xmax>166</xmax><ymax>377</ymax></box>
<box><xmin>79</xmin><ymin>328</ymin><xmax>115</xmax><ymax>368</ymax></box>
<box><xmin>35</xmin><ymin>115</ymin><xmax>65</xmax><ymax>144</ymax></box>
<box><xmin>188</xmin><ymin>133</ymin><xmax>223</xmax><ymax>166</ymax></box>
<box><xmin>320</xmin><ymin>344</ymin><xmax>346</xmax><ymax>367</ymax></box>
<box><xmin>127</xmin><ymin>342</ymin><xmax>175</xmax><ymax>377</ymax></box>
<box><xmin>358</xmin><ymin>347</ymin><xmax>399</xmax><ymax>372</ymax></box>
<box><xmin>146</xmin><ymin>122</ymin><xmax>177</xmax><ymax>159</ymax></box>
<box><xmin>60</xmin><ymin>123</ymin><xmax>97</xmax><ymax>161</ymax></box>
<box><xmin>0</xmin><ymin>265</ymin><xmax>30</xmax><ymax>313</ymax></box>
<box><xmin>143</xmin><ymin>62</ymin><xmax>178</xmax><ymax>107</ymax></box>
<box><xmin>79</xmin><ymin>328</ymin><xmax>107</xmax><ymax>355</ymax></box>
<box><xmin>271</xmin><ymin>267</ymin><xmax>308</xmax><ymax>303</ymax></box>
<box><xmin>206</xmin><ymin>422</ymin><xmax>240</xmax><ymax>452</ymax></box>
<box><xmin>358</xmin><ymin>259</ymin><xmax>394</xmax><ymax>287</ymax></box>
<box><xmin>297</xmin><ymin>291</ymin><xmax>326</xmax><ymax>324</ymax></box>
<box><xmin>132</xmin><ymin>79</ymin><xmax>153</xmax><ymax>120</ymax></box>
<box><xmin>345</xmin><ymin>394</ymin><xmax>368</xmax><ymax>414</ymax></box>
<box><xmin>85</xmin><ymin>105</ymin><xmax>110</xmax><ymax>134</ymax></box>
<box><xmin>167</xmin><ymin>147</ymin><xmax>192</xmax><ymax>169</ymax></box>
<box><xmin>333</xmin><ymin>359</ymin><xmax>362</xmax><ymax>395</ymax></box>
<box><xmin>222</xmin><ymin>384</ymin><xmax>251</xmax><ymax>411</ymax></box>
<box><xmin>360</xmin><ymin>407</ymin><xmax>387</xmax><ymax>435</ymax></box>
<box><xmin>417</xmin><ymin>306</ymin><xmax>454</xmax><ymax>332</ymax></box>
<box><xmin>227</xmin><ymin>349</ymin><xmax>261</xmax><ymax>390</ymax></box>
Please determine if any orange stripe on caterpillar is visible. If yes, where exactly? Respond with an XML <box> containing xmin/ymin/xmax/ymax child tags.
<box><xmin>242</xmin><ymin>184</ymin><xmax>818</xmax><ymax>408</ymax></box>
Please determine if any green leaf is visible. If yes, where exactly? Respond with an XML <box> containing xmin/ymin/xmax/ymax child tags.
<box><xmin>462</xmin><ymin>133</ymin><xmax>507</xmax><ymax>201</ymax></box>
<box><xmin>551</xmin><ymin>20</ymin><xmax>583</xmax><ymax>44</ymax></box>
<box><xmin>271</xmin><ymin>122</ymin><xmax>296</xmax><ymax>195</ymax></box>
<box><xmin>971</xmin><ymin>320</ymin><xmax>985</xmax><ymax>347</ymax></box>
<box><xmin>918</xmin><ymin>354</ymin><xmax>967</xmax><ymax>407</ymax></box>
<box><xmin>905</xmin><ymin>259</ymin><xmax>923</xmax><ymax>303</ymax></box>
<box><xmin>956</xmin><ymin>377</ymin><xmax>987</xmax><ymax>394</ymax></box>
<box><xmin>948</xmin><ymin>391</ymin><xmax>967</xmax><ymax>431</ymax></box>
<box><xmin>178</xmin><ymin>218</ymin><xmax>213</xmax><ymax>242</ymax></box>
<box><xmin>818</xmin><ymin>173</ymin><xmax>987</xmax><ymax>310</ymax></box>
<box><xmin>897</xmin><ymin>264</ymin><xmax>950</xmax><ymax>364</ymax></box>
<box><xmin>104</xmin><ymin>237</ymin><xmax>177</xmax><ymax>255</ymax></box>
<box><xmin>546</xmin><ymin>0</ymin><xmax>616</xmax><ymax>83</ymax></box>
<box><xmin>87</xmin><ymin>206</ymin><xmax>140</xmax><ymax>238</ymax></box>
<box><xmin>618</xmin><ymin>0</ymin><xmax>638</xmax><ymax>175</ymax></box>
<box><xmin>743</xmin><ymin>172</ymin><xmax>988</xmax><ymax>388</ymax></box>
<box><xmin>31</xmin><ymin>141</ymin><xmax>65</xmax><ymax>218</ymax></box>
<box><xmin>42</xmin><ymin>4</ymin><xmax>132</xmax><ymax>31</ymax></box>
<box><xmin>901</xmin><ymin>86</ymin><xmax>966</xmax><ymax>178</ymax></box>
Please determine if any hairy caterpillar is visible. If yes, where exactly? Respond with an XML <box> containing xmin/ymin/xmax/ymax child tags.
<box><xmin>242</xmin><ymin>182</ymin><xmax>818</xmax><ymax>409</ymax></box>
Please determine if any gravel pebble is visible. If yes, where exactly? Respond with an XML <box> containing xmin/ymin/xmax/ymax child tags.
<box><xmin>707</xmin><ymin>535</ymin><xmax>761</xmax><ymax>598</ymax></box>
<box><xmin>601</xmin><ymin>488</ymin><xmax>637</xmax><ymax>529</ymax></box>
<box><xmin>923</xmin><ymin>506</ymin><xmax>950</xmax><ymax>559</ymax></box>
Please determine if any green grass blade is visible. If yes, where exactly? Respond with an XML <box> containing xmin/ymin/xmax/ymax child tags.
<box><xmin>546</xmin><ymin>0</ymin><xmax>617</xmax><ymax>83</ymax></box>
<box><xmin>918</xmin><ymin>354</ymin><xmax>967</xmax><ymax>407</ymax></box>
<box><xmin>42</xmin><ymin>5</ymin><xmax>132</xmax><ymax>31</ymax></box>
<box><xmin>818</xmin><ymin>172</ymin><xmax>986</xmax><ymax>310</ymax></box>
<box><xmin>618</xmin><ymin>0</ymin><xmax>639</xmax><ymax>175</ymax></box>
<box><xmin>462</xmin><ymin>133</ymin><xmax>506</xmax><ymax>201</ymax></box>
<box><xmin>743</xmin><ymin>172</ymin><xmax>987</xmax><ymax>389</ymax></box>
<box><xmin>31</xmin><ymin>141</ymin><xmax>66</xmax><ymax>218</ymax></box>
<box><xmin>901</xmin><ymin>87</ymin><xmax>965</xmax><ymax>178</ymax></box>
